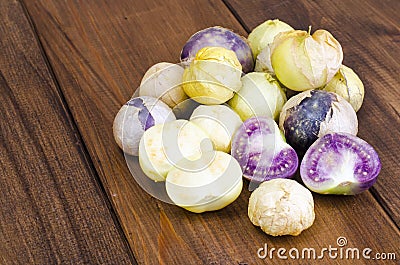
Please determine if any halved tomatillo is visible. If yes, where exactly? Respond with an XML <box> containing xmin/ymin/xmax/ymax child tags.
<box><xmin>231</xmin><ymin>116</ymin><xmax>298</xmax><ymax>183</ymax></box>
<box><xmin>300</xmin><ymin>133</ymin><xmax>381</xmax><ymax>195</ymax></box>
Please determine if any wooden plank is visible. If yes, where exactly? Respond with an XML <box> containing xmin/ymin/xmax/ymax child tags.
<box><xmin>224</xmin><ymin>0</ymin><xmax>400</xmax><ymax>227</ymax></box>
<box><xmin>23</xmin><ymin>0</ymin><xmax>399</xmax><ymax>264</ymax></box>
<box><xmin>0</xmin><ymin>1</ymin><xmax>134</xmax><ymax>264</ymax></box>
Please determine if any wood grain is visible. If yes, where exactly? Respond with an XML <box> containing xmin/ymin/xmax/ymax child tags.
<box><xmin>21</xmin><ymin>0</ymin><xmax>399</xmax><ymax>264</ymax></box>
<box><xmin>224</xmin><ymin>0</ymin><xmax>400</xmax><ymax>227</ymax></box>
<box><xmin>0</xmin><ymin>1</ymin><xmax>134</xmax><ymax>264</ymax></box>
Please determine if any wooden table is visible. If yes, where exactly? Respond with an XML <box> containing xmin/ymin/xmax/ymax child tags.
<box><xmin>1</xmin><ymin>0</ymin><xmax>399</xmax><ymax>264</ymax></box>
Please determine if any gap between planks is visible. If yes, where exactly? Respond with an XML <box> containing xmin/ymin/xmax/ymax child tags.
<box><xmin>18</xmin><ymin>0</ymin><xmax>137</xmax><ymax>263</ymax></box>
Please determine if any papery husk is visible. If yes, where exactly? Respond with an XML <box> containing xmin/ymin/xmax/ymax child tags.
<box><xmin>318</xmin><ymin>93</ymin><xmax>358</xmax><ymax>137</ymax></box>
<box><xmin>248</xmin><ymin>179</ymin><xmax>315</xmax><ymax>236</ymax></box>
<box><xmin>182</xmin><ymin>47</ymin><xmax>242</xmax><ymax>105</ymax></box>
<box><xmin>254</xmin><ymin>45</ymin><xmax>274</xmax><ymax>74</ymax></box>
<box><xmin>139</xmin><ymin>62</ymin><xmax>188</xmax><ymax>108</ymax></box>
<box><xmin>271</xmin><ymin>29</ymin><xmax>343</xmax><ymax>91</ymax></box>
<box><xmin>248</xmin><ymin>19</ymin><xmax>294</xmax><ymax>58</ymax></box>
<box><xmin>322</xmin><ymin>65</ymin><xmax>365</xmax><ymax>112</ymax></box>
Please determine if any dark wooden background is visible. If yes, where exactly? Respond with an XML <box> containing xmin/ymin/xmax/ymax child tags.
<box><xmin>0</xmin><ymin>0</ymin><xmax>398</xmax><ymax>264</ymax></box>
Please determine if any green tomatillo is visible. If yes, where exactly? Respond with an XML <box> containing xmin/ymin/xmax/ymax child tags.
<box><xmin>271</xmin><ymin>29</ymin><xmax>343</xmax><ymax>91</ymax></box>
